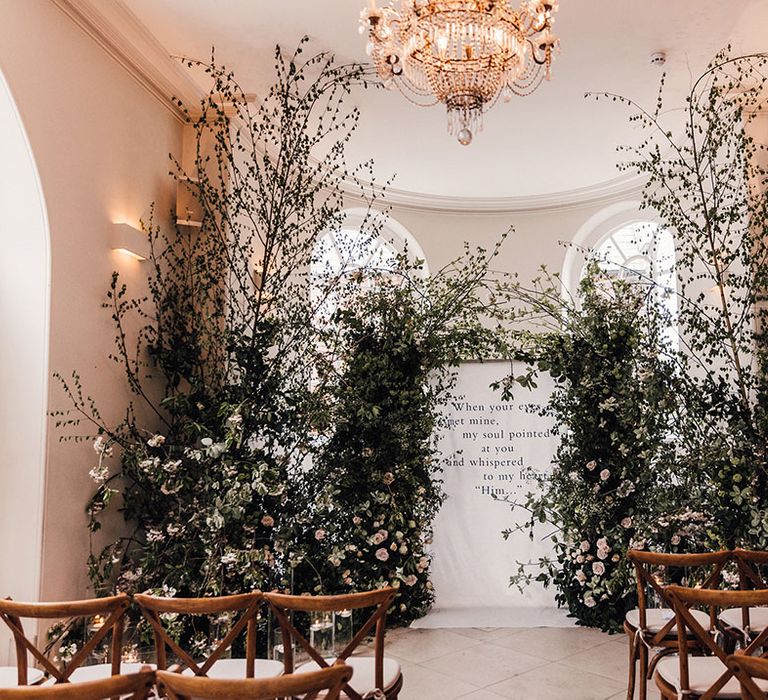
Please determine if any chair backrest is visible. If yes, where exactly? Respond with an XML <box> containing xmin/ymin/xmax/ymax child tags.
<box><xmin>727</xmin><ymin>654</ymin><xmax>768</xmax><ymax>700</ymax></box>
<box><xmin>133</xmin><ymin>591</ymin><xmax>263</xmax><ymax>677</ymax></box>
<box><xmin>0</xmin><ymin>594</ymin><xmax>131</xmax><ymax>685</ymax></box>
<box><xmin>731</xmin><ymin>549</ymin><xmax>768</xmax><ymax>630</ymax></box>
<box><xmin>0</xmin><ymin>670</ymin><xmax>154</xmax><ymax>699</ymax></box>
<box><xmin>265</xmin><ymin>588</ymin><xmax>396</xmax><ymax>700</ymax></box>
<box><xmin>157</xmin><ymin>664</ymin><xmax>353</xmax><ymax>700</ymax></box>
<box><xmin>627</xmin><ymin>549</ymin><xmax>730</xmax><ymax>643</ymax></box>
<box><xmin>667</xmin><ymin>585</ymin><xmax>768</xmax><ymax>698</ymax></box>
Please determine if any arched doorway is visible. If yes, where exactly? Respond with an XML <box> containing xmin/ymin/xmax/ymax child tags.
<box><xmin>0</xmin><ymin>67</ymin><xmax>50</xmax><ymax>659</ymax></box>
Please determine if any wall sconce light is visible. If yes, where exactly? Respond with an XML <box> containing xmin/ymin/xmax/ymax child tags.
<box><xmin>110</xmin><ymin>222</ymin><xmax>150</xmax><ymax>261</ymax></box>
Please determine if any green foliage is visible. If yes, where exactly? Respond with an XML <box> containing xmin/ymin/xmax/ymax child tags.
<box><xmin>504</xmin><ymin>268</ymin><xmax>678</xmax><ymax>631</ymax></box>
<box><xmin>54</xmin><ymin>40</ymin><xmax>515</xmax><ymax>650</ymax></box>
<box><xmin>288</xmin><ymin>248</ymin><xmax>512</xmax><ymax>625</ymax></box>
<box><xmin>604</xmin><ymin>49</ymin><xmax>768</xmax><ymax>548</ymax></box>
<box><xmin>504</xmin><ymin>49</ymin><xmax>768</xmax><ymax>630</ymax></box>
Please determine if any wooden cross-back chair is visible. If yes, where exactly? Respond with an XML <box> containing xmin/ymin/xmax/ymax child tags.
<box><xmin>0</xmin><ymin>594</ymin><xmax>131</xmax><ymax>686</ymax></box>
<box><xmin>659</xmin><ymin>586</ymin><xmax>768</xmax><ymax>699</ymax></box>
<box><xmin>133</xmin><ymin>591</ymin><xmax>282</xmax><ymax>680</ymax></box>
<box><xmin>726</xmin><ymin>654</ymin><xmax>768</xmax><ymax>700</ymax></box>
<box><xmin>721</xmin><ymin>549</ymin><xmax>768</xmax><ymax>645</ymax></box>
<box><xmin>265</xmin><ymin>588</ymin><xmax>402</xmax><ymax>700</ymax></box>
<box><xmin>625</xmin><ymin>550</ymin><xmax>731</xmax><ymax>700</ymax></box>
<box><xmin>157</xmin><ymin>664</ymin><xmax>353</xmax><ymax>700</ymax></box>
<box><xmin>0</xmin><ymin>671</ymin><xmax>155</xmax><ymax>699</ymax></box>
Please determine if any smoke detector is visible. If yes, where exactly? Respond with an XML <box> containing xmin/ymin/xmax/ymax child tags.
<box><xmin>650</xmin><ymin>52</ymin><xmax>667</xmax><ymax>66</ymax></box>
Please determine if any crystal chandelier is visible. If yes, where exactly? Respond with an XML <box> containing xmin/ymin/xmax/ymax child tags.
<box><xmin>360</xmin><ymin>0</ymin><xmax>559</xmax><ymax>145</ymax></box>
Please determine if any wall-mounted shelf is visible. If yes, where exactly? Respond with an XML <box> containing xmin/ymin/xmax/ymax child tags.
<box><xmin>176</xmin><ymin>219</ymin><xmax>203</xmax><ymax>229</ymax></box>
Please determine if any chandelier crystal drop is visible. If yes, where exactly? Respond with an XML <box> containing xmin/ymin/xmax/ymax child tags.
<box><xmin>360</xmin><ymin>0</ymin><xmax>560</xmax><ymax>145</ymax></box>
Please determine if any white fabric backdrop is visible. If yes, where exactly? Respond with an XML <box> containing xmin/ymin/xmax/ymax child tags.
<box><xmin>414</xmin><ymin>361</ymin><xmax>568</xmax><ymax>628</ymax></box>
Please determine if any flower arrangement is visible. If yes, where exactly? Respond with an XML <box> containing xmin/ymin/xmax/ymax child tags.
<box><xmin>505</xmin><ymin>268</ymin><xmax>678</xmax><ymax>631</ymax></box>
<box><xmin>54</xmin><ymin>40</ymin><xmax>517</xmax><ymax>651</ymax></box>
<box><xmin>505</xmin><ymin>49</ymin><xmax>768</xmax><ymax>630</ymax></box>
<box><xmin>289</xmin><ymin>252</ymin><xmax>511</xmax><ymax>624</ymax></box>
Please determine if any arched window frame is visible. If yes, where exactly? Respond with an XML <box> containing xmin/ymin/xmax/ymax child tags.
<box><xmin>562</xmin><ymin>202</ymin><xmax>678</xmax><ymax>351</ymax></box>
<box><xmin>310</xmin><ymin>209</ymin><xmax>428</xmax><ymax>324</ymax></box>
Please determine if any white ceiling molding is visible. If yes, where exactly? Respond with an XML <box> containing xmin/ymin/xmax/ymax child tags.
<box><xmin>345</xmin><ymin>172</ymin><xmax>647</xmax><ymax>214</ymax></box>
<box><xmin>51</xmin><ymin>0</ymin><xmax>204</xmax><ymax>123</ymax></box>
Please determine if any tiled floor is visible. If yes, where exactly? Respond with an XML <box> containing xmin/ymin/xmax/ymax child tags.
<box><xmin>384</xmin><ymin>626</ymin><xmax>633</xmax><ymax>700</ymax></box>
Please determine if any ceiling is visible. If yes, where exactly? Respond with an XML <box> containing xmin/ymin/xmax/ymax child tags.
<box><xmin>119</xmin><ymin>0</ymin><xmax>767</xmax><ymax>202</ymax></box>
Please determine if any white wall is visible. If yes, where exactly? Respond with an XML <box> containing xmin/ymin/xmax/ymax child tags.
<box><xmin>0</xmin><ymin>0</ymin><xmax>183</xmax><ymax>624</ymax></box>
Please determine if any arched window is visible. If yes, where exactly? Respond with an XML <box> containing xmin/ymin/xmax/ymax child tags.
<box><xmin>588</xmin><ymin>222</ymin><xmax>678</xmax><ymax>350</ymax></box>
<box><xmin>310</xmin><ymin>210</ymin><xmax>427</xmax><ymax>324</ymax></box>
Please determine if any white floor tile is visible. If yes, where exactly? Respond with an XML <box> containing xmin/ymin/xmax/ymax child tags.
<box><xmin>380</xmin><ymin>625</ymin><xmax>633</xmax><ymax>699</ymax></box>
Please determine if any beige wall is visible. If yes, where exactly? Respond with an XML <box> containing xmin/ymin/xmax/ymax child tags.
<box><xmin>365</xmin><ymin>196</ymin><xmax>645</xmax><ymax>300</ymax></box>
<box><xmin>0</xmin><ymin>0</ymin><xmax>183</xmax><ymax>621</ymax></box>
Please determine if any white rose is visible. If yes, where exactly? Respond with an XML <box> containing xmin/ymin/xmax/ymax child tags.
<box><xmin>580</xmin><ymin>540</ymin><xmax>590</xmax><ymax>552</ymax></box>
<box><xmin>584</xmin><ymin>594</ymin><xmax>597</xmax><ymax>608</ymax></box>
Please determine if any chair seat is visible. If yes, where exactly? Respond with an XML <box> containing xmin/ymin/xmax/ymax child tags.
<box><xmin>0</xmin><ymin>666</ymin><xmax>44</xmax><ymax>687</ymax></box>
<box><xmin>719</xmin><ymin>606</ymin><xmax>768</xmax><ymax>633</ymax></box>
<box><xmin>657</xmin><ymin>655</ymin><xmax>768</xmax><ymax>698</ymax></box>
<box><xmin>626</xmin><ymin>607</ymin><xmax>711</xmax><ymax>635</ymax></box>
<box><xmin>180</xmin><ymin>657</ymin><xmax>284</xmax><ymax>679</ymax></box>
<box><xmin>296</xmin><ymin>656</ymin><xmax>401</xmax><ymax>697</ymax></box>
<box><xmin>65</xmin><ymin>662</ymin><xmax>157</xmax><ymax>683</ymax></box>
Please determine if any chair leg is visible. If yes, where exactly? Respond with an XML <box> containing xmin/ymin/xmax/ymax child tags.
<box><xmin>638</xmin><ymin>642</ymin><xmax>648</xmax><ymax>700</ymax></box>
<box><xmin>627</xmin><ymin>634</ymin><xmax>637</xmax><ymax>700</ymax></box>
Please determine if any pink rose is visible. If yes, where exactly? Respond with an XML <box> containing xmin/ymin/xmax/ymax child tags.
<box><xmin>314</xmin><ymin>529</ymin><xmax>327</xmax><ymax>541</ymax></box>
<box><xmin>371</xmin><ymin>529</ymin><xmax>388</xmax><ymax>545</ymax></box>
<box><xmin>592</xmin><ymin>561</ymin><xmax>606</xmax><ymax>576</ymax></box>
<box><xmin>375</xmin><ymin>548</ymin><xmax>389</xmax><ymax>562</ymax></box>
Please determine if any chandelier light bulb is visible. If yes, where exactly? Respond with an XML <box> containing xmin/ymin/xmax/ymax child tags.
<box><xmin>360</xmin><ymin>0</ymin><xmax>560</xmax><ymax>144</ymax></box>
